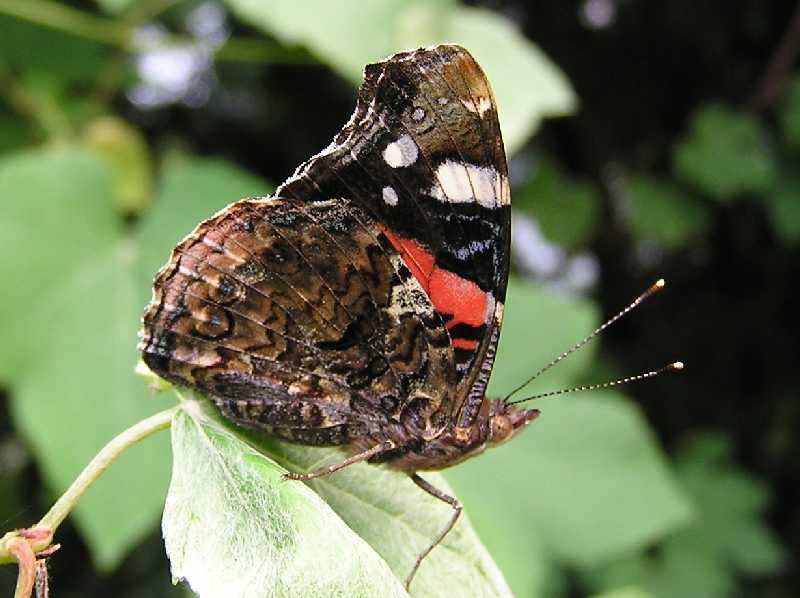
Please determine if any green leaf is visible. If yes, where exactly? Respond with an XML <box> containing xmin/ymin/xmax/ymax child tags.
<box><xmin>224</xmin><ymin>0</ymin><xmax>427</xmax><ymax>80</ymax></box>
<box><xmin>765</xmin><ymin>176</ymin><xmax>800</xmax><ymax>243</ymax></box>
<box><xmin>10</xmin><ymin>244</ymin><xmax>172</xmax><ymax>569</ymax></box>
<box><xmin>779</xmin><ymin>77</ymin><xmax>800</xmax><ymax>148</ymax></box>
<box><xmin>448</xmin><ymin>390</ymin><xmax>693</xmax><ymax>569</ymax></box>
<box><xmin>488</xmin><ymin>278</ymin><xmax>600</xmax><ymax>398</ymax></box>
<box><xmin>591</xmin><ymin>587</ymin><xmax>655</xmax><ymax>598</ymax></box>
<box><xmin>0</xmin><ymin>146</ymin><xmax>119</xmax><ymax>379</ymax></box>
<box><xmin>94</xmin><ymin>0</ymin><xmax>136</xmax><ymax>13</ymax></box>
<box><xmin>0</xmin><ymin>148</ymin><xmax>270</xmax><ymax>571</ymax></box>
<box><xmin>672</xmin><ymin>103</ymin><xmax>776</xmax><ymax>201</ymax></box>
<box><xmin>515</xmin><ymin>159</ymin><xmax>599</xmax><ymax>249</ymax></box>
<box><xmin>167</xmin><ymin>397</ymin><xmax>513</xmax><ymax>598</ymax></box>
<box><xmin>136</xmin><ymin>156</ymin><xmax>271</xmax><ymax>294</ymax></box>
<box><xmin>625</xmin><ymin>175</ymin><xmax>710</xmax><ymax>248</ymax></box>
<box><xmin>584</xmin><ymin>432</ymin><xmax>785</xmax><ymax>598</ymax></box>
<box><xmin>444</xmin><ymin>279</ymin><xmax>691</xmax><ymax>591</ymax></box>
<box><xmin>223</xmin><ymin>0</ymin><xmax>575</xmax><ymax>154</ymax></box>
<box><xmin>0</xmin><ymin>110</ymin><xmax>30</xmax><ymax>155</ymax></box>
<box><xmin>673</xmin><ymin>434</ymin><xmax>784</xmax><ymax>577</ymax></box>
<box><xmin>0</xmin><ymin>14</ymin><xmax>105</xmax><ymax>83</ymax></box>
<box><xmin>457</xmin><ymin>504</ymin><xmax>550</xmax><ymax>597</ymax></box>
<box><xmin>164</xmin><ymin>404</ymin><xmax>408</xmax><ymax>598</ymax></box>
<box><xmin>0</xmin><ymin>146</ymin><xmax>171</xmax><ymax>569</ymax></box>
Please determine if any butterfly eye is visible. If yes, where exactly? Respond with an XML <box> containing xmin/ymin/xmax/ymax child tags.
<box><xmin>488</xmin><ymin>414</ymin><xmax>514</xmax><ymax>446</ymax></box>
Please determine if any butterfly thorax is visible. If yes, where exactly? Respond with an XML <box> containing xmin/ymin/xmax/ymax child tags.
<box><xmin>367</xmin><ymin>398</ymin><xmax>539</xmax><ymax>472</ymax></box>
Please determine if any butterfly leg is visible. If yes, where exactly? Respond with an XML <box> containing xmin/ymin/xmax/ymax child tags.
<box><xmin>282</xmin><ymin>440</ymin><xmax>396</xmax><ymax>481</ymax></box>
<box><xmin>405</xmin><ymin>473</ymin><xmax>463</xmax><ymax>589</ymax></box>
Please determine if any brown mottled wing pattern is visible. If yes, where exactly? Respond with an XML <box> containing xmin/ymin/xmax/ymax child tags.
<box><xmin>140</xmin><ymin>44</ymin><xmax>510</xmax><ymax>447</ymax></box>
<box><xmin>140</xmin><ymin>198</ymin><xmax>457</xmax><ymax>443</ymax></box>
<box><xmin>275</xmin><ymin>45</ymin><xmax>510</xmax><ymax>427</ymax></box>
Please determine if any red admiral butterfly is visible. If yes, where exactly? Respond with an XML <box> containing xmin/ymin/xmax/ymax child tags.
<box><xmin>140</xmin><ymin>44</ymin><xmax>539</xmax><ymax>588</ymax></box>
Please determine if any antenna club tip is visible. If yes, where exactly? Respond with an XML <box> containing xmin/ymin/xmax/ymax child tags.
<box><xmin>644</xmin><ymin>278</ymin><xmax>666</xmax><ymax>296</ymax></box>
<box><xmin>671</xmin><ymin>361</ymin><xmax>684</xmax><ymax>370</ymax></box>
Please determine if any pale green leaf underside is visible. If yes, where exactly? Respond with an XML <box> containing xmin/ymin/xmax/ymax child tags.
<box><xmin>165</xmin><ymin>405</ymin><xmax>407</xmax><ymax>598</ymax></box>
<box><xmin>223</xmin><ymin>0</ymin><xmax>576</xmax><ymax>154</ymax></box>
<box><xmin>165</xmin><ymin>398</ymin><xmax>512</xmax><ymax>598</ymax></box>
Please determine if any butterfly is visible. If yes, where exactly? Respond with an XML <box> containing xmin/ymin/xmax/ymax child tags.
<box><xmin>139</xmin><ymin>44</ymin><xmax>539</xmax><ymax>589</ymax></box>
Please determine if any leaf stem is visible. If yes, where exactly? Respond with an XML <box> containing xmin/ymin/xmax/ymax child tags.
<box><xmin>37</xmin><ymin>406</ymin><xmax>177</xmax><ymax>532</ymax></box>
<box><xmin>0</xmin><ymin>69</ymin><xmax>74</xmax><ymax>139</ymax></box>
<box><xmin>121</xmin><ymin>0</ymin><xmax>181</xmax><ymax>25</ymax></box>
<box><xmin>0</xmin><ymin>0</ymin><xmax>315</xmax><ymax>65</ymax></box>
<box><xmin>0</xmin><ymin>406</ymin><xmax>176</xmax><ymax>565</ymax></box>
<box><xmin>0</xmin><ymin>0</ymin><xmax>127</xmax><ymax>45</ymax></box>
<box><xmin>8</xmin><ymin>538</ymin><xmax>35</xmax><ymax>598</ymax></box>
<box><xmin>749</xmin><ymin>0</ymin><xmax>800</xmax><ymax>111</ymax></box>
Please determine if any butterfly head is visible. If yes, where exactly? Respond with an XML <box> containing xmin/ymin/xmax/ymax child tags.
<box><xmin>485</xmin><ymin>399</ymin><xmax>540</xmax><ymax>447</ymax></box>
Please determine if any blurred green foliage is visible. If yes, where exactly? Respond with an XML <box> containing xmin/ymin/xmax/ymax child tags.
<box><xmin>584</xmin><ymin>433</ymin><xmax>785</xmax><ymax>598</ymax></box>
<box><xmin>515</xmin><ymin>159</ymin><xmax>599</xmax><ymax>249</ymax></box>
<box><xmin>0</xmin><ymin>1</ymin><xmax>792</xmax><ymax>597</ymax></box>
<box><xmin>673</xmin><ymin>104</ymin><xmax>776</xmax><ymax>202</ymax></box>
<box><xmin>624</xmin><ymin>176</ymin><xmax>709</xmax><ymax>249</ymax></box>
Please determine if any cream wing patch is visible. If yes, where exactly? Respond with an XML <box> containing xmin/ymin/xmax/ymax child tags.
<box><xmin>428</xmin><ymin>160</ymin><xmax>509</xmax><ymax>209</ymax></box>
<box><xmin>461</xmin><ymin>96</ymin><xmax>492</xmax><ymax>117</ymax></box>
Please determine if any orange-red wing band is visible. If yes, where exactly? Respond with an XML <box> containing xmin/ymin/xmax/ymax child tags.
<box><xmin>381</xmin><ymin>227</ymin><xmax>487</xmax><ymax>350</ymax></box>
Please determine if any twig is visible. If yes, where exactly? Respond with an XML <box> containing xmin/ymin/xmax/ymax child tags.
<box><xmin>0</xmin><ymin>407</ymin><xmax>176</xmax><ymax>565</ymax></box>
<box><xmin>8</xmin><ymin>538</ymin><xmax>35</xmax><ymax>598</ymax></box>
<box><xmin>36</xmin><ymin>406</ymin><xmax>176</xmax><ymax>532</ymax></box>
<box><xmin>749</xmin><ymin>0</ymin><xmax>800</xmax><ymax>111</ymax></box>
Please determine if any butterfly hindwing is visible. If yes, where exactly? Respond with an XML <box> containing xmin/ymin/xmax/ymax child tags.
<box><xmin>140</xmin><ymin>197</ymin><xmax>457</xmax><ymax>442</ymax></box>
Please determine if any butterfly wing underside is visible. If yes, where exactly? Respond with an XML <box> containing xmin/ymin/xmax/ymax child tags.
<box><xmin>275</xmin><ymin>44</ymin><xmax>511</xmax><ymax>427</ymax></box>
<box><xmin>140</xmin><ymin>44</ymin><xmax>510</xmax><ymax>444</ymax></box>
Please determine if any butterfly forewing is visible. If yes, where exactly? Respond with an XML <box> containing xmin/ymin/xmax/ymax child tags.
<box><xmin>274</xmin><ymin>45</ymin><xmax>511</xmax><ymax>424</ymax></box>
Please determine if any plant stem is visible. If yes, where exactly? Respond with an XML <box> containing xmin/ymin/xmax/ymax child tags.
<box><xmin>8</xmin><ymin>539</ymin><xmax>34</xmax><ymax>598</ymax></box>
<box><xmin>749</xmin><ymin>0</ymin><xmax>800</xmax><ymax>111</ymax></box>
<box><xmin>0</xmin><ymin>0</ymin><xmax>315</xmax><ymax>65</ymax></box>
<box><xmin>122</xmin><ymin>0</ymin><xmax>181</xmax><ymax>25</ymax></box>
<box><xmin>36</xmin><ymin>406</ymin><xmax>177</xmax><ymax>533</ymax></box>
<box><xmin>0</xmin><ymin>406</ymin><xmax>175</xmax><ymax>594</ymax></box>
<box><xmin>0</xmin><ymin>0</ymin><xmax>127</xmax><ymax>46</ymax></box>
<box><xmin>0</xmin><ymin>70</ymin><xmax>74</xmax><ymax>139</ymax></box>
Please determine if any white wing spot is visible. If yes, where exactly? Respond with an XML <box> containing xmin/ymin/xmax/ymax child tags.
<box><xmin>382</xmin><ymin>186</ymin><xmax>399</xmax><ymax>206</ymax></box>
<box><xmin>383</xmin><ymin>135</ymin><xmax>418</xmax><ymax>168</ymax></box>
<box><xmin>461</xmin><ymin>96</ymin><xmax>493</xmax><ymax>117</ymax></box>
<box><xmin>412</xmin><ymin>107</ymin><xmax>425</xmax><ymax>121</ymax></box>
<box><xmin>428</xmin><ymin>160</ymin><xmax>509</xmax><ymax>209</ymax></box>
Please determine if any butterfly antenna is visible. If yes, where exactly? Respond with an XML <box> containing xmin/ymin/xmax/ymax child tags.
<box><xmin>502</xmin><ymin>279</ymin><xmax>667</xmax><ymax>402</ymax></box>
<box><xmin>508</xmin><ymin>361</ymin><xmax>684</xmax><ymax>405</ymax></box>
